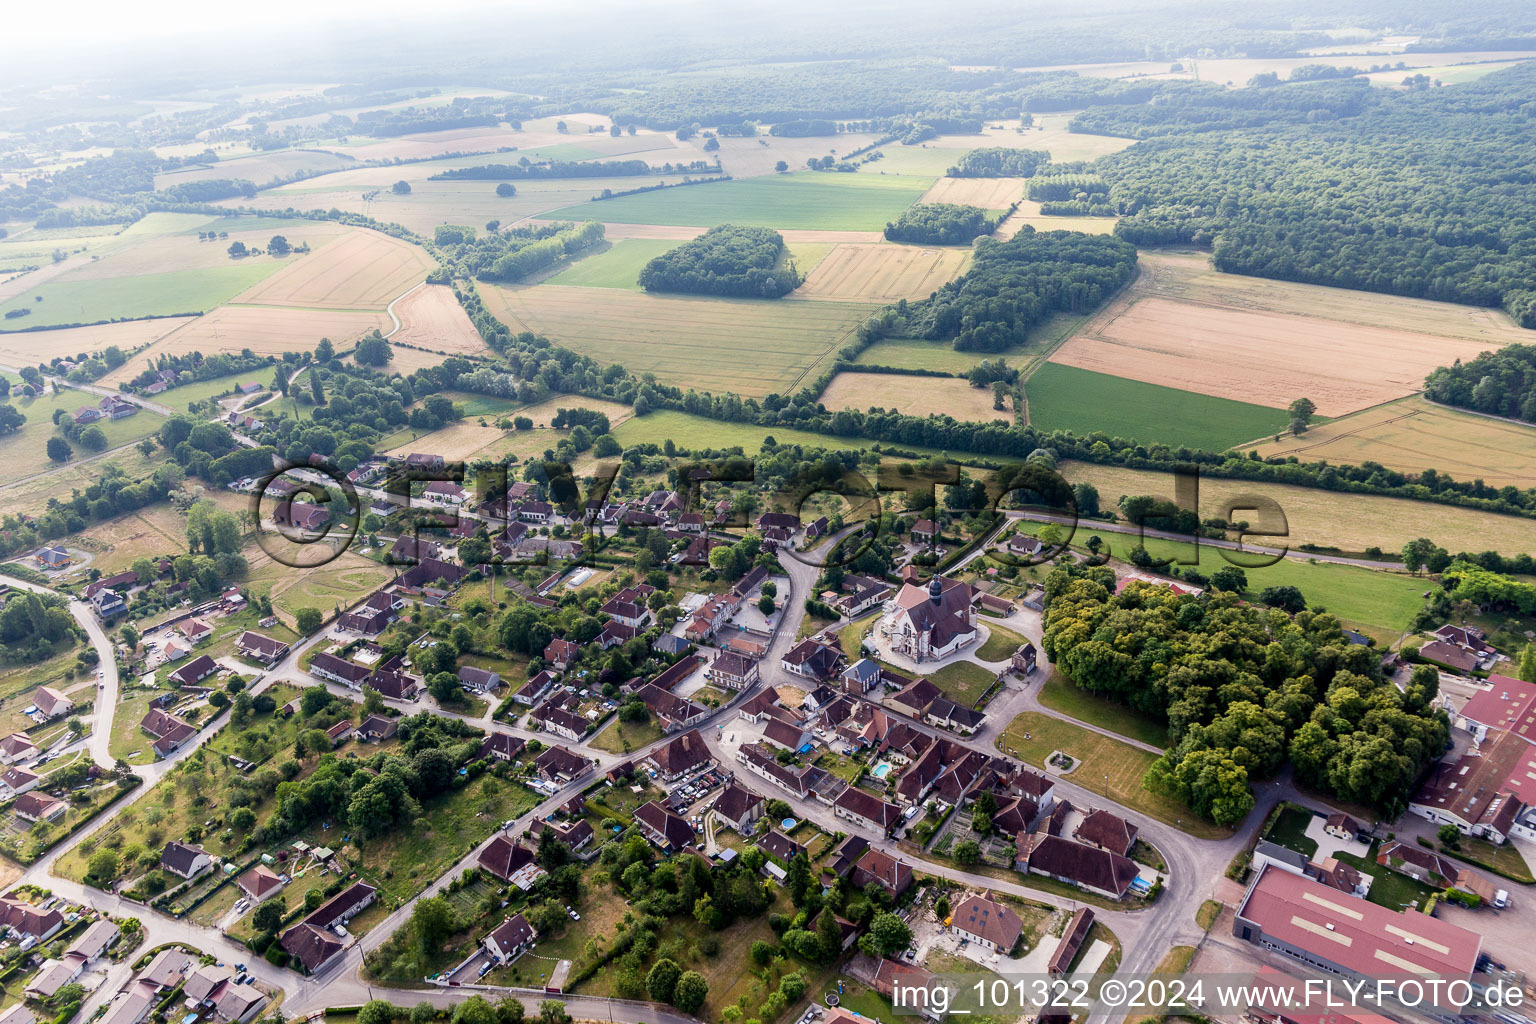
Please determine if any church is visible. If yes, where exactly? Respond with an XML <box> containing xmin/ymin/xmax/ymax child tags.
<box><xmin>888</xmin><ymin>575</ymin><xmax>977</xmax><ymax>661</ymax></box>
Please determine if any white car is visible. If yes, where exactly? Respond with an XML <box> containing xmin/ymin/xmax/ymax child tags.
<box><xmin>565</xmin><ymin>906</ymin><xmax>580</xmax><ymax>921</ymax></box>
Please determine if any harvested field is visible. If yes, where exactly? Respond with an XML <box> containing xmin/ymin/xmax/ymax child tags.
<box><xmin>243</xmin><ymin>545</ymin><xmax>394</xmax><ymax>627</ymax></box>
<box><xmin>97</xmin><ymin>307</ymin><xmax>390</xmax><ymax>385</ymax></box>
<box><xmin>1013</xmin><ymin>51</ymin><xmax>1536</xmax><ymax>85</ymax></box>
<box><xmin>231</xmin><ymin>228</ymin><xmax>434</xmax><ymax>309</ymax></box>
<box><xmin>482</xmin><ymin>283</ymin><xmax>875</xmax><ymax>396</ymax></box>
<box><xmin>793</xmin><ymin>243</ymin><xmax>970</xmax><ymax>302</ymax></box>
<box><xmin>383</xmin><ymin>395</ymin><xmax>632</xmax><ymax>465</ymax></box>
<box><xmin>72</xmin><ymin>503</ymin><xmax>193</xmax><ymax>575</ymax></box>
<box><xmin>1055</xmin><ymin>459</ymin><xmax>1536</xmax><ymax>556</ymax></box>
<box><xmin>1248</xmin><ymin>395</ymin><xmax>1536</xmax><ymax>489</ymax></box>
<box><xmin>0</xmin><ymin>316</ymin><xmax>194</xmax><ymax>366</ymax></box>
<box><xmin>152</xmin><ymin>148</ymin><xmax>356</xmax><ymax>189</ymax></box>
<box><xmin>0</xmin><ymin>443</ymin><xmax>166</xmax><ymax>519</ymax></box>
<box><xmin>994</xmin><ymin>201</ymin><xmax>1118</xmax><ymax>238</ymax></box>
<box><xmin>919</xmin><ymin>176</ymin><xmax>1025</xmax><ymax>209</ymax></box>
<box><xmin>0</xmin><ymin>263</ymin><xmax>292</xmax><ymax>329</ymax></box>
<box><xmin>57</xmin><ymin>222</ymin><xmax>350</xmax><ymax>282</ymax></box>
<box><xmin>685</xmin><ymin>132</ymin><xmax>884</xmax><ymax>178</ymax></box>
<box><xmin>386</xmin><ymin>283</ymin><xmax>491</xmax><ymax>355</ymax></box>
<box><xmin>1049</xmin><ymin>253</ymin><xmax>1516</xmax><ymax>417</ymax></box>
<box><xmin>0</xmin><ymin>255</ymin><xmax>93</xmax><ymax>304</ymax></box>
<box><xmin>591</xmin><ymin>223</ymin><xmax>884</xmax><ymax>244</ymax></box>
<box><xmin>869</xmin><ymin>117</ymin><xmax>1134</xmax><ymax>175</ymax></box>
<box><xmin>819</xmin><ymin>372</ymin><xmax>1009</xmax><ymax>422</ymax></box>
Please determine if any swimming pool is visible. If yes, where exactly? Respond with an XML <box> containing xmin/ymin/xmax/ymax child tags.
<box><xmin>872</xmin><ymin>761</ymin><xmax>894</xmax><ymax>779</ymax></box>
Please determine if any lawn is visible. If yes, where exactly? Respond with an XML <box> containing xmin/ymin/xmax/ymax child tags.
<box><xmin>1015</xmin><ymin>522</ymin><xmax>1427</xmax><ymax>635</ymax></box>
<box><xmin>976</xmin><ymin>622</ymin><xmax>1027</xmax><ymax>662</ymax></box>
<box><xmin>1336</xmin><ymin>841</ymin><xmax>1438</xmax><ymax>911</ymax></box>
<box><xmin>997</xmin><ymin>712</ymin><xmax>1231</xmax><ymax>838</ymax></box>
<box><xmin>0</xmin><ymin>263</ymin><xmax>290</xmax><ymax>327</ymax></box>
<box><xmin>545</xmin><ymin>238</ymin><xmax>678</xmax><ymax>289</ymax></box>
<box><xmin>1438</xmin><ymin>835</ymin><xmax>1534</xmax><ymax>884</ymax></box>
<box><xmin>1026</xmin><ymin>363</ymin><xmax>1291</xmax><ymax>451</ymax></box>
<box><xmin>543</xmin><ymin>171</ymin><xmax>930</xmax><ymax>231</ymax></box>
<box><xmin>1035</xmin><ymin>674</ymin><xmax>1168</xmax><ymax>748</ymax></box>
<box><xmin>1196</xmin><ymin>899</ymin><xmax>1222</xmax><ymax>932</ymax></box>
<box><xmin>1263</xmin><ymin>805</ymin><xmax>1319</xmax><ymax>859</ymax></box>
<box><xmin>0</xmin><ymin>648</ymin><xmax>86</xmax><ymax>737</ymax></box>
<box><xmin>109</xmin><ymin>688</ymin><xmax>172</xmax><ymax>762</ymax></box>
<box><xmin>589</xmin><ymin>714</ymin><xmax>665</xmax><ymax>754</ymax></box>
<box><xmin>157</xmin><ymin>371</ymin><xmax>268</xmax><ymax>413</ymax></box>
<box><xmin>928</xmin><ymin>660</ymin><xmax>994</xmax><ymax>706</ymax></box>
<box><xmin>0</xmin><ymin>380</ymin><xmax>163</xmax><ymax>486</ymax></box>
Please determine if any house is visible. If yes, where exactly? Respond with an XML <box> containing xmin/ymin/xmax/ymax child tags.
<box><xmin>1074</xmin><ymin>809</ymin><xmax>1138</xmax><ymax>857</ymax></box>
<box><xmin>1409</xmin><ymin>727</ymin><xmax>1533</xmax><ymax>843</ymax></box>
<box><xmin>388</xmin><ymin>536</ymin><xmax>441</xmax><ymax>563</ymax></box>
<box><xmin>951</xmin><ymin>892</ymin><xmax>1023</xmax><ymax>953</ymax></box>
<box><xmin>72</xmin><ymin>405</ymin><xmax>104</xmax><ymax>424</ymax></box>
<box><xmin>85</xmin><ymin>570</ymin><xmax>140</xmax><ymax>599</ymax></box>
<box><xmin>238</xmin><ymin>864</ymin><xmax>287</xmax><ymax>902</ymax></box>
<box><xmin>647</xmin><ymin>729</ymin><xmax>714</xmax><ymax>781</ymax></box>
<box><xmin>34</xmin><ymin>546</ymin><xmax>71</xmax><ymax>569</ymax></box>
<box><xmin>366</xmin><ymin>669</ymin><xmax>419</xmax><ymax>702</ymax></box>
<box><xmin>478</xmin><ymin>836</ymin><xmax>546</xmax><ymax>889</ymax></box>
<box><xmin>1324</xmin><ymin>813</ymin><xmax>1362</xmax><ymax>841</ymax></box>
<box><xmin>1005</xmin><ymin>533</ymin><xmax>1044</xmax><ymax>559</ymax></box>
<box><xmin>67</xmin><ymin>918</ymin><xmax>120</xmax><ymax>961</ymax></box>
<box><xmin>337</xmin><ymin>590</ymin><xmax>402</xmax><ymax>636</ymax></box>
<box><xmin>140</xmin><ymin>709</ymin><xmax>196</xmax><ymax>756</ymax></box>
<box><xmin>309</xmin><ymin>652</ymin><xmax>371</xmax><ymax>688</ymax></box>
<box><xmin>887</xmin><ymin>676</ymin><xmax>942</xmax><ymax>718</ymax></box>
<box><xmin>271</xmin><ymin>499</ymin><xmax>330</xmax><ymax>533</ymax></box>
<box><xmin>421</xmin><ymin>480</ymin><xmax>467</xmax><ymax>506</ymax></box>
<box><xmin>841</xmin><ymin>658</ymin><xmax>883</xmax><ymax>694</ymax></box>
<box><xmin>758</xmin><ymin>830</ymin><xmax>806</xmax><ymax>868</ymax></box>
<box><xmin>517</xmin><ymin>500</ymin><xmax>552</xmax><ymax>523</ymax></box>
<box><xmin>0</xmin><ymin>767</ymin><xmax>40</xmax><ymax>799</ymax></box>
<box><xmin>530</xmin><ymin>692</ymin><xmax>587</xmax><ymax>742</ymax></box>
<box><xmin>98</xmin><ymin>396</ymin><xmax>138</xmax><ymax>420</ymax></box>
<box><xmin>910</xmin><ymin>519</ymin><xmax>939</xmax><ymax>542</ymax></box>
<box><xmin>90</xmin><ymin>588</ymin><xmax>127</xmax><ymax>618</ymax></box>
<box><xmin>161</xmin><ymin>841</ymin><xmax>213</xmax><ymax>880</ymax></box>
<box><xmin>889</xmin><ymin>576</ymin><xmax>976</xmax><ymax>661</ymax></box>
<box><xmin>821</xmin><ymin>835</ymin><xmax>870</xmax><ymax>884</ymax></box>
<box><xmin>1433</xmin><ymin>623</ymin><xmax>1497</xmax><ymax>663</ymax></box>
<box><xmin>712</xmin><ymin>783</ymin><xmax>766</xmax><ymax>833</ymax></box>
<box><xmin>169</xmin><ymin>654</ymin><xmax>219</xmax><ymax>688</ymax></box>
<box><xmin>480</xmin><ymin>731</ymin><xmax>526</xmax><ymax>762</ymax></box>
<box><xmin>483</xmin><ymin>913</ymin><xmax>536</xmax><ymax>962</ymax></box>
<box><xmin>325</xmin><ymin>720</ymin><xmax>353</xmax><ymax>747</ymax></box>
<box><xmin>1016</xmin><ymin>834</ymin><xmax>1139</xmax><ymax>900</ymax></box>
<box><xmin>139</xmin><ymin>947</ymin><xmax>194</xmax><ymax>989</ymax></box>
<box><xmin>1012</xmin><ymin>642</ymin><xmax>1038</xmax><ymax>675</ymax></box>
<box><xmin>851</xmin><ymin>848</ymin><xmax>913</xmax><ymax>898</ymax></box>
<box><xmin>1048</xmin><ymin>908</ymin><xmax>1094</xmax><ymax>974</ymax></box>
<box><xmin>533</xmin><ymin>745</ymin><xmax>594</xmax><ymax>784</ymax></box>
<box><xmin>870</xmin><ymin>962</ymin><xmax>947</xmax><ymax>1021</ymax></box>
<box><xmin>757</xmin><ymin>512</ymin><xmax>799</xmax><ymax>532</ymax></box>
<box><xmin>763</xmin><ymin>716</ymin><xmax>812</xmax><ymax>753</ymax></box>
<box><xmin>634</xmin><ymin>800</ymin><xmax>694</xmax><ymax>851</ymax></box>
<box><xmin>1376</xmin><ymin>840</ymin><xmax>1461</xmax><ymax>887</ymax></box>
<box><xmin>529</xmin><ymin>817</ymin><xmax>594</xmax><ymax>852</ymax></box>
<box><xmin>1418</xmin><ymin>640</ymin><xmax>1480</xmax><ymax>674</ymax></box>
<box><xmin>632</xmin><ymin>682</ymin><xmax>709</xmax><ymax>732</ymax></box>
<box><xmin>596</xmin><ymin>620</ymin><xmax>636</xmax><ymax>649</ymax></box>
<box><xmin>394</xmin><ymin>557</ymin><xmax>468</xmax><ymax>594</ymax></box>
<box><xmin>544</xmin><ymin>638</ymin><xmax>578</xmax><ymax>670</ymax></box>
<box><xmin>404</xmin><ymin>453</ymin><xmax>445</xmax><ymax>471</ymax></box>
<box><xmin>0</xmin><ymin>733</ymin><xmax>38</xmax><ymax>765</ymax></box>
<box><xmin>458</xmin><ymin>665</ymin><xmax>502</xmax><ymax>692</ymax></box>
<box><xmin>161</xmin><ymin>638</ymin><xmax>192</xmax><ymax>663</ymax></box>
<box><xmin>708</xmin><ymin>651</ymin><xmax>760</xmax><ymax>690</ymax></box>
<box><xmin>14</xmin><ymin>791</ymin><xmax>67</xmax><ymax>823</ymax></box>
<box><xmin>236</xmin><ymin>631</ymin><xmax>289</xmax><ymax>664</ymax></box>
<box><xmin>25</xmin><ymin>960</ymin><xmax>83</xmax><ymax>1001</ymax></box>
<box><xmin>0</xmin><ymin>897</ymin><xmax>62</xmax><ymax>942</ymax></box>
<box><xmin>280</xmin><ymin>881</ymin><xmax>378</xmax><ymax>974</ymax></box>
<box><xmin>354</xmin><ymin>715</ymin><xmax>398</xmax><ymax>742</ymax></box>
<box><xmin>834</xmin><ymin>787</ymin><xmax>902</xmax><ymax>833</ymax></box>
<box><xmin>781</xmin><ymin>638</ymin><xmax>844</xmax><ymax>681</ymax></box>
<box><xmin>180</xmin><ymin>618</ymin><xmax>215</xmax><ymax>645</ymax></box>
<box><xmin>1233</xmin><ymin>864</ymin><xmax>1481</xmax><ymax>1021</ymax></box>
<box><xmin>513</xmin><ymin>669</ymin><xmax>559</xmax><ymax>707</ymax></box>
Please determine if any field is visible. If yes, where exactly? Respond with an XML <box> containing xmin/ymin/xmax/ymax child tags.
<box><xmin>0</xmin><ymin>317</ymin><xmax>194</xmax><ymax>368</ymax></box>
<box><xmin>1026</xmin><ymin>363</ymin><xmax>1290</xmax><ymax>449</ymax></box>
<box><xmin>0</xmin><ymin>264</ymin><xmax>294</xmax><ymax>328</ymax></box>
<box><xmin>818</xmin><ymin>372</ymin><xmax>1010</xmax><ymax>422</ymax></box>
<box><xmin>382</xmin><ymin>394</ymin><xmax>633</xmax><ymax>462</ymax></box>
<box><xmin>793</xmin><ymin>243</ymin><xmax>970</xmax><ymax>302</ymax></box>
<box><xmin>241</xmin><ymin>545</ymin><xmax>394</xmax><ymax>627</ymax></box>
<box><xmin>546</xmin><ymin>238</ymin><xmax>680</xmax><ymax>289</ymax></box>
<box><xmin>919</xmin><ymin>176</ymin><xmax>1025</xmax><ymax>209</ymax></box>
<box><xmin>543</xmin><ymin>171</ymin><xmax>931</xmax><ymax>231</ymax></box>
<box><xmin>230</xmin><ymin>229</ymin><xmax>434</xmax><ymax>309</ymax></box>
<box><xmin>151</xmin><ymin>148</ymin><xmax>356</xmax><ymax>189</ymax></box>
<box><xmin>385</xmin><ymin>283</ymin><xmax>492</xmax><ymax>356</ymax></box>
<box><xmin>868</xmin><ymin>117</ymin><xmax>1135</xmax><ymax>176</ymax></box>
<box><xmin>56</xmin><ymin>221</ymin><xmax>352</xmax><ymax>283</ymax></box>
<box><xmin>928</xmin><ymin>660</ymin><xmax>995</xmax><ymax>706</ymax></box>
<box><xmin>70</xmin><ymin>501</ymin><xmax>194</xmax><ymax>575</ymax></box>
<box><xmin>1051</xmin><ymin>293</ymin><xmax>1500</xmax><ymax>417</ymax></box>
<box><xmin>97</xmin><ymin>307</ymin><xmax>392</xmax><ymax>385</ymax></box>
<box><xmin>994</xmin><ymin>200</ymin><xmax>1119</xmax><ymax>238</ymax></box>
<box><xmin>693</xmin><ymin>131</ymin><xmax>884</xmax><ymax>178</ymax></box>
<box><xmin>1035</xmin><ymin>674</ymin><xmax>1168</xmax><ymax>748</ymax></box>
<box><xmin>482</xmin><ymin>282</ymin><xmax>874</xmax><ymax>395</ymax></box>
<box><xmin>1247</xmin><ymin>395</ymin><xmax>1536</xmax><ymax>489</ymax></box>
<box><xmin>853</xmin><ymin>312</ymin><xmax>1083</xmax><ymax>374</ymax></box>
<box><xmin>997</xmin><ymin>713</ymin><xmax>1231</xmax><ymax>838</ymax></box>
<box><xmin>1055</xmin><ymin>460</ymin><xmax>1536</xmax><ymax>556</ymax></box>
<box><xmin>0</xmin><ymin>383</ymin><xmax>163</xmax><ymax>486</ymax></box>
<box><xmin>1016</xmin><ymin>51</ymin><xmax>1536</xmax><ymax>87</ymax></box>
<box><xmin>0</xmin><ymin>442</ymin><xmax>167</xmax><ymax>518</ymax></box>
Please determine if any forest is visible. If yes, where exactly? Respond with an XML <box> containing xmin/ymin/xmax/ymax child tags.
<box><xmin>946</xmin><ymin>147</ymin><xmax>1051</xmax><ymax>177</ymax></box>
<box><xmin>431</xmin><ymin>221</ymin><xmax>605</xmax><ymax>281</ymax></box>
<box><xmin>882</xmin><ymin>203</ymin><xmax>999</xmax><ymax>245</ymax></box>
<box><xmin>1423</xmin><ymin>343</ymin><xmax>1536</xmax><ymax>420</ymax></box>
<box><xmin>906</xmin><ymin>228</ymin><xmax>1136</xmax><ymax>351</ymax></box>
<box><xmin>637</xmin><ymin>224</ymin><xmax>799</xmax><ymax>298</ymax></box>
<box><xmin>1041</xmin><ymin>567</ymin><xmax>1448</xmax><ymax>823</ymax></box>
<box><xmin>1089</xmin><ymin>63</ymin><xmax>1536</xmax><ymax>325</ymax></box>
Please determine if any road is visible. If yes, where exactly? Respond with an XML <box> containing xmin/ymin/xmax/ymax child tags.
<box><xmin>5</xmin><ymin>518</ymin><xmax>1322</xmax><ymax>1024</ymax></box>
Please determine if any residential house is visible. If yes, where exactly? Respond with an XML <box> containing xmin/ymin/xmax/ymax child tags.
<box><xmin>238</xmin><ymin>865</ymin><xmax>287</xmax><ymax>903</ymax></box>
<box><xmin>271</xmin><ymin>499</ymin><xmax>330</xmax><ymax>533</ymax></box>
<box><xmin>388</xmin><ymin>536</ymin><xmax>441</xmax><ymax>563</ymax></box>
<box><xmin>160</xmin><ymin>841</ymin><xmax>213</xmax><ymax>880</ymax></box>
<box><xmin>632</xmin><ymin>682</ymin><xmax>709</xmax><ymax>732</ymax></box>
<box><xmin>852</xmin><ymin>848</ymin><xmax>913</xmax><ymax>898</ymax></box>
<box><xmin>646</xmin><ymin>729</ymin><xmax>714</xmax><ymax>781</ymax></box>
<box><xmin>1016</xmin><ymin>834</ymin><xmax>1139</xmax><ymax>900</ymax></box>
<box><xmin>833</xmin><ymin>786</ymin><xmax>902</xmax><ymax>833</ymax></box>
<box><xmin>0</xmin><ymin>898</ymin><xmax>62</xmax><ymax>943</ymax></box>
<box><xmin>634</xmin><ymin>800</ymin><xmax>695</xmax><ymax>851</ymax></box>
<box><xmin>354</xmin><ymin>715</ymin><xmax>398</xmax><ymax>742</ymax></box>
<box><xmin>712</xmin><ymin>783</ymin><xmax>766</xmax><ymax>833</ymax></box>
<box><xmin>168</xmin><ymin>655</ymin><xmax>218</xmax><ymax>688</ymax></box>
<box><xmin>478</xmin><ymin>837</ymin><xmax>546</xmax><ymax>889</ymax></box>
<box><xmin>1324</xmin><ymin>813</ymin><xmax>1363</xmax><ymax>841</ymax></box>
<box><xmin>544</xmin><ymin>638</ymin><xmax>578</xmax><ymax>670</ymax></box>
<box><xmin>533</xmin><ymin>745</ymin><xmax>594</xmax><ymax>785</ymax></box>
<box><xmin>0</xmin><ymin>733</ymin><xmax>38</xmax><ymax>765</ymax></box>
<box><xmin>90</xmin><ymin>588</ymin><xmax>127</xmax><ymax>618</ymax></box>
<box><xmin>25</xmin><ymin>960</ymin><xmax>83</xmax><ymax>1001</ymax></box>
<box><xmin>841</xmin><ymin>658</ymin><xmax>883</xmax><ymax>695</ymax></box>
<box><xmin>1418</xmin><ymin>641</ymin><xmax>1480</xmax><ymax>674</ymax></box>
<box><xmin>0</xmin><ymin>767</ymin><xmax>41</xmax><ymax>799</ymax></box>
<box><xmin>337</xmin><ymin>590</ymin><xmax>403</xmax><ymax>636</ymax></box>
<box><xmin>821</xmin><ymin>835</ymin><xmax>870</xmax><ymax>885</ymax></box>
<box><xmin>479</xmin><ymin>731</ymin><xmax>526</xmax><ymax>763</ymax></box>
<box><xmin>762</xmin><ymin>716</ymin><xmax>812</xmax><ymax>753</ymax></box>
<box><xmin>483</xmin><ymin>913</ymin><xmax>536</xmax><ymax>963</ymax></box>
<box><xmin>367</xmin><ymin>669</ymin><xmax>420</xmax><ymax>702</ymax></box>
<box><xmin>708</xmin><ymin>651</ymin><xmax>760</xmax><ymax>690</ymax></box>
<box><xmin>514</xmin><ymin>669</ymin><xmax>559</xmax><ymax>707</ymax></box>
<box><xmin>951</xmin><ymin>892</ymin><xmax>1023</xmax><ymax>953</ymax></box>
<box><xmin>98</xmin><ymin>396</ymin><xmax>138</xmax><ymax>420</ymax></box>
<box><xmin>139</xmin><ymin>709</ymin><xmax>196</xmax><ymax>757</ymax></box>
<box><xmin>1074</xmin><ymin>809</ymin><xmax>1139</xmax><ymax>857</ymax></box>
<box><xmin>1012</xmin><ymin>642</ymin><xmax>1038</xmax><ymax>675</ymax></box>
<box><xmin>421</xmin><ymin>480</ymin><xmax>467</xmax><ymax>506</ymax></box>
<box><xmin>67</xmin><ymin>918</ymin><xmax>120</xmax><ymax>961</ymax></box>
<box><xmin>309</xmin><ymin>652</ymin><xmax>371</xmax><ymax>688</ymax></box>
<box><xmin>528</xmin><ymin>817</ymin><xmax>594</xmax><ymax>853</ymax></box>
<box><xmin>758</xmin><ymin>830</ymin><xmax>806</xmax><ymax>868</ymax></box>
<box><xmin>236</xmin><ymin>631</ymin><xmax>289</xmax><ymax>664</ymax></box>
<box><xmin>910</xmin><ymin>519</ymin><xmax>939</xmax><ymax>542</ymax></box>
<box><xmin>13</xmin><ymin>791</ymin><xmax>67</xmax><ymax>823</ymax></box>
<box><xmin>458</xmin><ymin>665</ymin><xmax>502</xmax><ymax>693</ymax></box>
<box><xmin>279</xmin><ymin>882</ymin><xmax>377</xmax><ymax>974</ymax></box>
<box><xmin>781</xmin><ymin>639</ymin><xmax>844</xmax><ymax>681</ymax></box>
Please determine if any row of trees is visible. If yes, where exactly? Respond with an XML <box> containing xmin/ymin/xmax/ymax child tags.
<box><xmin>428</xmin><ymin>158</ymin><xmax>714</xmax><ymax>180</ymax></box>
<box><xmin>946</xmin><ymin>146</ymin><xmax>1051</xmax><ymax>177</ymax></box>
<box><xmin>637</xmin><ymin>224</ymin><xmax>799</xmax><ymax>298</ymax></box>
<box><xmin>1042</xmin><ymin>565</ymin><xmax>1448</xmax><ymax>823</ymax></box>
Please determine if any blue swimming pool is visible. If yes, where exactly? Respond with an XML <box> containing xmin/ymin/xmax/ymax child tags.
<box><xmin>872</xmin><ymin>761</ymin><xmax>893</xmax><ymax>779</ymax></box>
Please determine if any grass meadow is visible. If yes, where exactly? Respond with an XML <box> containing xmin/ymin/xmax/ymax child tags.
<box><xmin>0</xmin><ymin>264</ymin><xmax>289</xmax><ymax>328</ymax></box>
<box><xmin>1025</xmin><ymin>363</ymin><xmax>1291</xmax><ymax>450</ymax></box>
<box><xmin>0</xmin><ymin>375</ymin><xmax>164</xmax><ymax>486</ymax></box>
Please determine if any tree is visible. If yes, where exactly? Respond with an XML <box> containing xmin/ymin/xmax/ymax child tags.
<box><xmin>1258</xmin><ymin>585</ymin><xmax>1307</xmax><ymax>614</ymax></box>
<box><xmin>359</xmin><ymin>1001</ymin><xmax>395</xmax><ymax>1024</ymax></box>
<box><xmin>1401</xmin><ymin>537</ymin><xmax>1449</xmax><ymax>575</ymax></box>
<box><xmin>310</xmin><ymin>372</ymin><xmax>326</xmax><ymax>406</ymax></box>
<box><xmin>673</xmin><ymin>972</ymin><xmax>708</xmax><ymax>1013</ymax></box>
<box><xmin>857</xmin><ymin>912</ymin><xmax>912</xmax><ymax>958</ymax></box>
<box><xmin>785</xmin><ymin>852</ymin><xmax>813</xmax><ymax>905</ymax></box>
<box><xmin>79</xmin><ymin>425</ymin><xmax>108</xmax><ymax>450</ymax></box>
<box><xmin>758</xmin><ymin>594</ymin><xmax>775</xmax><ymax>614</ymax></box>
<box><xmin>355</xmin><ymin>333</ymin><xmax>392</xmax><ymax>367</ymax></box>
<box><xmin>252</xmin><ymin>897</ymin><xmax>285</xmax><ymax>934</ymax></box>
<box><xmin>646</xmin><ymin>958</ymin><xmax>681</xmax><ymax>1003</ymax></box>
<box><xmin>537</xmin><ymin>1003</ymin><xmax>569</xmax><ymax>1024</ymax></box>
<box><xmin>1288</xmin><ymin>397</ymin><xmax>1317</xmax><ymax>435</ymax></box>
<box><xmin>1520</xmin><ymin>644</ymin><xmax>1536</xmax><ymax>684</ymax></box>
<box><xmin>315</xmin><ymin>337</ymin><xmax>335</xmax><ymax>362</ymax></box>
<box><xmin>1437</xmin><ymin>824</ymin><xmax>1462</xmax><ymax>847</ymax></box>
<box><xmin>954</xmin><ymin>839</ymin><xmax>981</xmax><ymax>865</ymax></box>
<box><xmin>228</xmin><ymin>241</ymin><xmax>247</xmax><ymax>257</ymax></box>
<box><xmin>815</xmin><ymin>907</ymin><xmax>843</xmax><ymax>963</ymax></box>
<box><xmin>295</xmin><ymin>607</ymin><xmax>323</xmax><ymax>634</ymax></box>
<box><xmin>46</xmin><ymin>436</ymin><xmax>71</xmax><ymax>462</ymax></box>
<box><xmin>774</xmin><ymin>160</ymin><xmax>788</xmax><ymax>172</ymax></box>
<box><xmin>496</xmin><ymin>183</ymin><xmax>516</xmax><ymax>197</ymax></box>
<box><xmin>1209</xmin><ymin>566</ymin><xmax>1248</xmax><ymax>593</ymax></box>
<box><xmin>268</xmin><ymin>235</ymin><xmax>292</xmax><ymax>257</ymax></box>
<box><xmin>86</xmin><ymin>848</ymin><xmax>120</xmax><ymax>881</ymax></box>
<box><xmin>392</xmin><ymin>180</ymin><xmax>412</xmax><ymax>194</ymax></box>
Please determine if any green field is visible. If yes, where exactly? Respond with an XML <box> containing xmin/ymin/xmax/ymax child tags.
<box><xmin>0</xmin><ymin>379</ymin><xmax>164</xmax><ymax>485</ymax></box>
<box><xmin>158</xmin><ymin>371</ymin><xmax>269</xmax><ymax>411</ymax></box>
<box><xmin>546</xmin><ymin>238</ymin><xmax>678</xmax><ymax>289</ymax></box>
<box><xmin>543</xmin><ymin>171</ymin><xmax>931</xmax><ymax>230</ymax></box>
<box><xmin>613</xmin><ymin>408</ymin><xmax>957</xmax><ymax>458</ymax></box>
<box><xmin>0</xmin><ymin>263</ymin><xmax>289</xmax><ymax>328</ymax></box>
<box><xmin>1036</xmin><ymin>674</ymin><xmax>1169</xmax><ymax>748</ymax></box>
<box><xmin>1026</xmin><ymin>363</ymin><xmax>1291</xmax><ymax>450</ymax></box>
